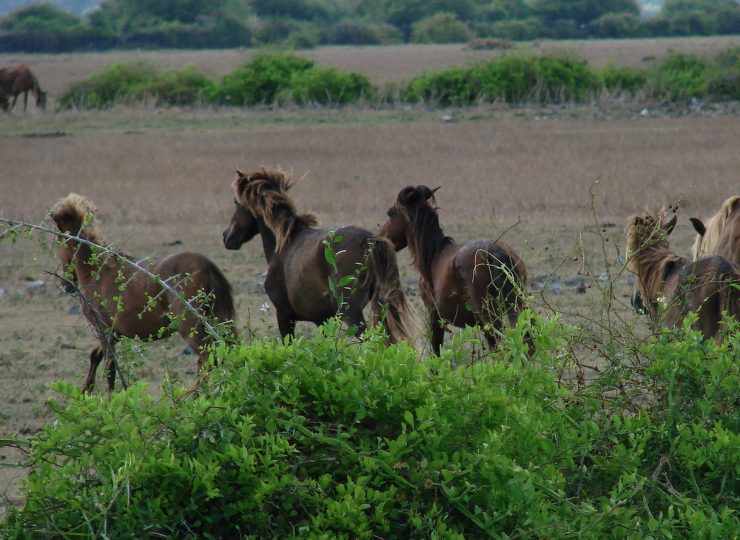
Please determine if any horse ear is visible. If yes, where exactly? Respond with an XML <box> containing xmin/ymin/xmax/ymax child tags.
<box><xmin>663</xmin><ymin>214</ymin><xmax>677</xmax><ymax>236</ymax></box>
<box><xmin>233</xmin><ymin>171</ymin><xmax>249</xmax><ymax>197</ymax></box>
<box><xmin>689</xmin><ymin>217</ymin><xmax>706</xmax><ymax>236</ymax></box>
<box><xmin>416</xmin><ymin>185</ymin><xmax>440</xmax><ymax>201</ymax></box>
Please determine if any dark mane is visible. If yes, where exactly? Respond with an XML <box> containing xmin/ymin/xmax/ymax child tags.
<box><xmin>402</xmin><ymin>199</ymin><xmax>453</xmax><ymax>281</ymax></box>
<box><xmin>233</xmin><ymin>167</ymin><xmax>319</xmax><ymax>250</ymax></box>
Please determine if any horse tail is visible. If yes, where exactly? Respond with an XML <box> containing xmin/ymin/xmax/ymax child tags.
<box><xmin>30</xmin><ymin>71</ymin><xmax>46</xmax><ymax>109</ymax></box>
<box><xmin>718</xmin><ymin>269</ymin><xmax>740</xmax><ymax>330</ymax></box>
<box><xmin>365</xmin><ymin>237</ymin><xmax>417</xmax><ymax>345</ymax></box>
<box><xmin>202</xmin><ymin>261</ymin><xmax>237</xmax><ymax>342</ymax></box>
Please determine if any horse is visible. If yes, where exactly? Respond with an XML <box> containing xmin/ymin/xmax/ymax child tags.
<box><xmin>379</xmin><ymin>185</ymin><xmax>529</xmax><ymax>356</ymax></box>
<box><xmin>625</xmin><ymin>209</ymin><xmax>739</xmax><ymax>342</ymax></box>
<box><xmin>689</xmin><ymin>195</ymin><xmax>740</xmax><ymax>267</ymax></box>
<box><xmin>0</xmin><ymin>65</ymin><xmax>47</xmax><ymax>112</ymax></box>
<box><xmin>231</xmin><ymin>167</ymin><xmax>416</xmax><ymax>344</ymax></box>
<box><xmin>51</xmin><ymin>193</ymin><xmax>236</xmax><ymax>392</ymax></box>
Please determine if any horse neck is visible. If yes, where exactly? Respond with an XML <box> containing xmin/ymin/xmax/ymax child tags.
<box><xmin>407</xmin><ymin>208</ymin><xmax>453</xmax><ymax>282</ymax></box>
<box><xmin>67</xmin><ymin>237</ymin><xmax>115</xmax><ymax>285</ymax></box>
<box><xmin>257</xmin><ymin>217</ymin><xmax>277</xmax><ymax>263</ymax></box>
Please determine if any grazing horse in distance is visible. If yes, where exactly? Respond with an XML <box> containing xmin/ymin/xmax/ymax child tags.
<box><xmin>0</xmin><ymin>65</ymin><xmax>47</xmax><ymax>111</ymax></box>
<box><xmin>625</xmin><ymin>209</ymin><xmax>739</xmax><ymax>342</ymax></box>
<box><xmin>51</xmin><ymin>193</ymin><xmax>236</xmax><ymax>392</ymax></box>
<box><xmin>380</xmin><ymin>185</ymin><xmax>529</xmax><ymax>356</ymax></box>
<box><xmin>232</xmin><ymin>167</ymin><xmax>416</xmax><ymax>344</ymax></box>
<box><xmin>689</xmin><ymin>195</ymin><xmax>740</xmax><ymax>267</ymax></box>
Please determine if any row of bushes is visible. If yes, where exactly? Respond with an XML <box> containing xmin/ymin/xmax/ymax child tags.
<box><xmin>2</xmin><ymin>316</ymin><xmax>737</xmax><ymax>537</ymax></box>
<box><xmin>59</xmin><ymin>54</ymin><xmax>376</xmax><ymax>109</ymax></box>
<box><xmin>403</xmin><ymin>47</ymin><xmax>740</xmax><ymax>105</ymax></box>
<box><xmin>58</xmin><ymin>48</ymin><xmax>740</xmax><ymax>110</ymax></box>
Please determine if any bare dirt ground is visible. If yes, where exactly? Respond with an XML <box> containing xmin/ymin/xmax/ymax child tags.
<box><xmin>0</xmin><ymin>40</ymin><xmax>739</xmax><ymax>517</ymax></box>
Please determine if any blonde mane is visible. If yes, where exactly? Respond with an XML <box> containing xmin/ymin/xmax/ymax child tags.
<box><xmin>233</xmin><ymin>167</ymin><xmax>318</xmax><ymax>251</ymax></box>
<box><xmin>625</xmin><ymin>210</ymin><xmax>683</xmax><ymax>305</ymax></box>
<box><xmin>692</xmin><ymin>195</ymin><xmax>740</xmax><ymax>260</ymax></box>
<box><xmin>51</xmin><ymin>193</ymin><xmax>106</xmax><ymax>245</ymax></box>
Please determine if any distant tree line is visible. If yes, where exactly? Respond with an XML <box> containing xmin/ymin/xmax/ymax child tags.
<box><xmin>0</xmin><ymin>0</ymin><xmax>738</xmax><ymax>52</ymax></box>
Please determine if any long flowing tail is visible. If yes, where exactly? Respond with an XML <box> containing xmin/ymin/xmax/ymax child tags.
<box><xmin>203</xmin><ymin>261</ymin><xmax>237</xmax><ymax>342</ymax></box>
<box><xmin>366</xmin><ymin>237</ymin><xmax>417</xmax><ymax>344</ymax></box>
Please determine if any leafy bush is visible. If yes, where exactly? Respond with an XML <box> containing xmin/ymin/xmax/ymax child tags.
<box><xmin>597</xmin><ymin>62</ymin><xmax>647</xmax><ymax>94</ymax></box>
<box><xmin>2</xmin><ymin>315</ymin><xmax>737</xmax><ymax>538</ymax></box>
<box><xmin>403</xmin><ymin>53</ymin><xmax>601</xmax><ymax>105</ymax></box>
<box><xmin>645</xmin><ymin>51</ymin><xmax>720</xmax><ymax>100</ymax></box>
<box><xmin>285</xmin><ymin>67</ymin><xmax>376</xmax><ymax>105</ymax></box>
<box><xmin>410</xmin><ymin>12</ymin><xmax>473</xmax><ymax>44</ymax></box>
<box><xmin>58</xmin><ymin>62</ymin><xmax>214</xmax><ymax>109</ymax></box>
<box><xmin>208</xmin><ymin>53</ymin><xmax>315</xmax><ymax>105</ymax></box>
<box><xmin>208</xmin><ymin>53</ymin><xmax>375</xmax><ymax>106</ymax></box>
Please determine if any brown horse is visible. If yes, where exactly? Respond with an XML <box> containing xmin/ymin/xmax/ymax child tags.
<box><xmin>380</xmin><ymin>185</ymin><xmax>529</xmax><ymax>356</ymax></box>
<box><xmin>689</xmin><ymin>195</ymin><xmax>740</xmax><ymax>267</ymax></box>
<box><xmin>625</xmin><ymin>209</ymin><xmax>739</xmax><ymax>342</ymax></box>
<box><xmin>51</xmin><ymin>193</ymin><xmax>236</xmax><ymax>392</ymax></box>
<box><xmin>0</xmin><ymin>65</ymin><xmax>47</xmax><ymax>111</ymax></box>
<box><xmin>232</xmin><ymin>167</ymin><xmax>415</xmax><ymax>343</ymax></box>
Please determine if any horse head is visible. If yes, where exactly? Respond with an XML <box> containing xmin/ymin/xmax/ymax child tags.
<box><xmin>380</xmin><ymin>185</ymin><xmax>439</xmax><ymax>251</ymax></box>
<box><xmin>625</xmin><ymin>210</ymin><xmax>677</xmax><ymax>317</ymax></box>
<box><xmin>223</xmin><ymin>198</ymin><xmax>260</xmax><ymax>250</ymax></box>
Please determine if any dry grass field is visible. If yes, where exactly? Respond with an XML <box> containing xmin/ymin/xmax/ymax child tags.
<box><xmin>1</xmin><ymin>39</ymin><xmax>739</xmax><ymax>517</ymax></box>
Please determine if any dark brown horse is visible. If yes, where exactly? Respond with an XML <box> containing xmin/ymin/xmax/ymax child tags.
<box><xmin>0</xmin><ymin>65</ymin><xmax>46</xmax><ymax>111</ymax></box>
<box><xmin>625</xmin><ymin>209</ymin><xmax>739</xmax><ymax>342</ymax></box>
<box><xmin>380</xmin><ymin>185</ymin><xmax>529</xmax><ymax>356</ymax></box>
<box><xmin>231</xmin><ymin>167</ymin><xmax>416</xmax><ymax>343</ymax></box>
<box><xmin>690</xmin><ymin>195</ymin><xmax>740</xmax><ymax>267</ymax></box>
<box><xmin>51</xmin><ymin>193</ymin><xmax>236</xmax><ymax>392</ymax></box>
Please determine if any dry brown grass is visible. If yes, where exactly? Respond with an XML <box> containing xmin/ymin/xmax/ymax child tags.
<box><xmin>0</xmin><ymin>40</ymin><xmax>739</xmax><ymax>517</ymax></box>
<box><xmin>0</xmin><ymin>36</ymin><xmax>737</xmax><ymax>99</ymax></box>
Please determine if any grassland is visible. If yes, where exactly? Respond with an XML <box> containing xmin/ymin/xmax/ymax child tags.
<box><xmin>1</xmin><ymin>38</ymin><xmax>739</xmax><ymax>516</ymax></box>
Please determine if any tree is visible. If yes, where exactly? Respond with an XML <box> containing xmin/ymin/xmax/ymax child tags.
<box><xmin>0</xmin><ymin>3</ymin><xmax>81</xmax><ymax>33</ymax></box>
<box><xmin>530</xmin><ymin>0</ymin><xmax>640</xmax><ymax>26</ymax></box>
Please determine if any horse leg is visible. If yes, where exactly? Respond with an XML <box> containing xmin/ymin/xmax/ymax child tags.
<box><xmin>105</xmin><ymin>357</ymin><xmax>117</xmax><ymax>392</ymax></box>
<box><xmin>429</xmin><ymin>307</ymin><xmax>445</xmax><ymax>356</ymax></box>
<box><xmin>23</xmin><ymin>90</ymin><xmax>28</xmax><ymax>111</ymax></box>
<box><xmin>83</xmin><ymin>346</ymin><xmax>105</xmax><ymax>392</ymax></box>
<box><xmin>276</xmin><ymin>310</ymin><xmax>297</xmax><ymax>338</ymax></box>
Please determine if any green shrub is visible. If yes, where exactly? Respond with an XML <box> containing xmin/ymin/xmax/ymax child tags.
<box><xmin>208</xmin><ymin>53</ymin><xmax>315</xmax><ymax>105</ymax></box>
<box><xmin>403</xmin><ymin>53</ymin><xmax>601</xmax><ymax>105</ymax></box>
<box><xmin>710</xmin><ymin>45</ymin><xmax>740</xmax><ymax>99</ymax></box>
<box><xmin>597</xmin><ymin>62</ymin><xmax>647</xmax><ymax>94</ymax></box>
<box><xmin>1</xmin><ymin>315</ymin><xmax>738</xmax><ymax>537</ymax></box>
<box><xmin>285</xmin><ymin>67</ymin><xmax>376</xmax><ymax>105</ymax></box>
<box><xmin>645</xmin><ymin>51</ymin><xmax>719</xmax><ymax>100</ymax></box>
<box><xmin>58</xmin><ymin>62</ymin><xmax>214</xmax><ymax>109</ymax></box>
<box><xmin>58</xmin><ymin>62</ymin><xmax>159</xmax><ymax>109</ymax></box>
<box><xmin>208</xmin><ymin>53</ymin><xmax>376</xmax><ymax>106</ymax></box>
<box><xmin>410</xmin><ymin>12</ymin><xmax>473</xmax><ymax>44</ymax></box>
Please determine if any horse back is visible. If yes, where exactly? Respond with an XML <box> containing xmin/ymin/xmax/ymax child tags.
<box><xmin>275</xmin><ymin>225</ymin><xmax>375</xmax><ymax>322</ymax></box>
